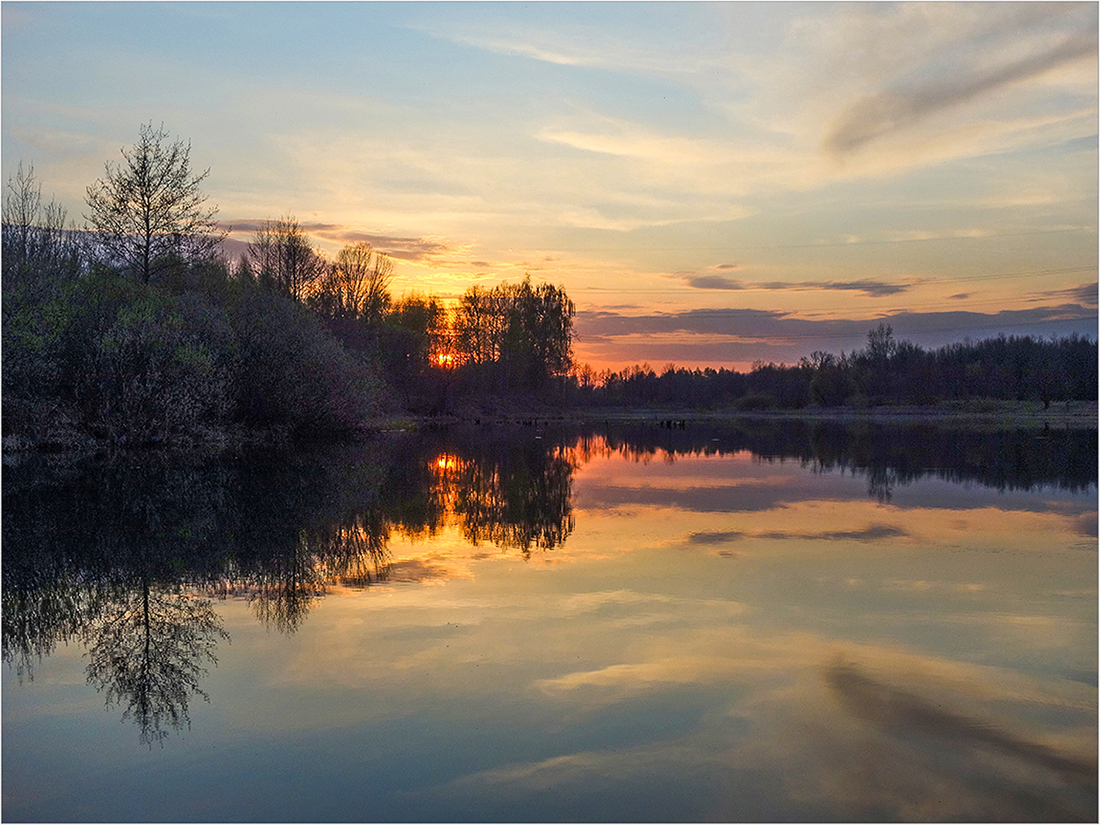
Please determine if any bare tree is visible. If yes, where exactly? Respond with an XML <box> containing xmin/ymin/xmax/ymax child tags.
<box><xmin>246</xmin><ymin>215</ymin><xmax>326</xmax><ymax>301</ymax></box>
<box><xmin>84</xmin><ymin>123</ymin><xmax>224</xmax><ymax>284</ymax></box>
<box><xmin>312</xmin><ymin>242</ymin><xmax>394</xmax><ymax>322</ymax></box>
<box><xmin>3</xmin><ymin>161</ymin><xmax>75</xmax><ymax>280</ymax></box>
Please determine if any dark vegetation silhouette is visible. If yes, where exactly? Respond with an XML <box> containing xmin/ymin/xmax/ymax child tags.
<box><xmin>577</xmin><ymin>323</ymin><xmax>1096</xmax><ymax>412</ymax></box>
<box><xmin>2</xmin><ymin>127</ymin><xmax>1095</xmax><ymax>450</ymax></box>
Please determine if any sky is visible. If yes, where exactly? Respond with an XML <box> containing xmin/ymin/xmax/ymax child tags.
<box><xmin>2</xmin><ymin>1</ymin><xmax>1097</xmax><ymax>372</ymax></box>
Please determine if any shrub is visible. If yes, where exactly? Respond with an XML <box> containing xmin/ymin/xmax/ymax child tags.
<box><xmin>228</xmin><ymin>287</ymin><xmax>375</xmax><ymax>435</ymax></box>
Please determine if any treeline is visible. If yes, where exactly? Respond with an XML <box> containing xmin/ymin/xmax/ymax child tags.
<box><xmin>574</xmin><ymin>324</ymin><xmax>1097</xmax><ymax>411</ymax></box>
<box><xmin>2</xmin><ymin>126</ymin><xmax>575</xmax><ymax>447</ymax></box>
<box><xmin>3</xmin><ymin>126</ymin><xmax>1095</xmax><ymax>449</ymax></box>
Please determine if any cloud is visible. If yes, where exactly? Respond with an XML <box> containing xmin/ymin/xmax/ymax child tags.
<box><xmin>822</xmin><ymin>17</ymin><xmax>1098</xmax><ymax>157</ymax></box>
<box><xmin>679</xmin><ymin>273</ymin><xmax>913</xmax><ymax>297</ymax></box>
<box><xmin>222</xmin><ymin>220</ymin><xmax>463</xmax><ymax>263</ymax></box>
<box><xmin>313</xmin><ymin>229</ymin><xmax>460</xmax><ymax>262</ymax></box>
<box><xmin>1027</xmin><ymin>282</ymin><xmax>1099</xmax><ymax>309</ymax></box>
<box><xmin>685</xmin><ymin>275</ymin><xmax>745</xmax><ymax>291</ymax></box>
<box><xmin>573</xmin><ymin>303</ymin><xmax>1097</xmax><ymax>370</ymax></box>
<box><xmin>576</xmin><ymin>304</ymin><xmax>1097</xmax><ymax>346</ymax></box>
<box><xmin>687</xmin><ymin>530</ymin><xmax>746</xmax><ymax>545</ymax></box>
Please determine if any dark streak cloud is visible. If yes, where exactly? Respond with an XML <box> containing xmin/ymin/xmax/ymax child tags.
<box><xmin>681</xmin><ymin>274</ymin><xmax>911</xmax><ymax>297</ymax></box>
<box><xmin>315</xmin><ymin>229</ymin><xmax>454</xmax><ymax>261</ymax></box>
<box><xmin>687</xmin><ymin>530</ymin><xmax>746</xmax><ymax>544</ymax></box>
<box><xmin>824</xmin><ymin>20</ymin><xmax>1098</xmax><ymax>156</ymax></box>
<box><xmin>1030</xmin><ymin>282</ymin><xmax>1099</xmax><ymax>308</ymax></box>
<box><xmin>687</xmin><ymin>275</ymin><xmax>745</xmax><ymax>290</ymax></box>
<box><xmin>222</xmin><ymin>220</ymin><xmax>340</xmax><ymax>233</ymax></box>
<box><xmin>762</xmin><ymin>279</ymin><xmax>910</xmax><ymax>297</ymax></box>
<box><xmin>223</xmin><ymin>220</ymin><xmax>457</xmax><ymax>262</ymax></box>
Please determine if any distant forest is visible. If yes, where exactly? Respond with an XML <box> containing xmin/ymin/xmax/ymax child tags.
<box><xmin>3</xmin><ymin>126</ymin><xmax>1096</xmax><ymax>448</ymax></box>
<box><xmin>582</xmin><ymin>324</ymin><xmax>1097</xmax><ymax>411</ymax></box>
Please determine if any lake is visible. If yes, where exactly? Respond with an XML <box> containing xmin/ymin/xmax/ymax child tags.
<box><xmin>3</xmin><ymin>420</ymin><xmax>1096</xmax><ymax>822</ymax></box>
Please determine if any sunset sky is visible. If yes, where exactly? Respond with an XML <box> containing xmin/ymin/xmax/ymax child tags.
<box><xmin>3</xmin><ymin>1</ymin><xmax>1097</xmax><ymax>371</ymax></box>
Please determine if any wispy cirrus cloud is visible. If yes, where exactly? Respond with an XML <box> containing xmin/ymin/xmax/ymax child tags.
<box><xmin>823</xmin><ymin>23</ymin><xmax>1098</xmax><ymax>158</ymax></box>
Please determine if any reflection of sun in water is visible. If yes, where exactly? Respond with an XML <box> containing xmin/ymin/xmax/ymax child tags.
<box><xmin>431</xmin><ymin>454</ymin><xmax>463</xmax><ymax>519</ymax></box>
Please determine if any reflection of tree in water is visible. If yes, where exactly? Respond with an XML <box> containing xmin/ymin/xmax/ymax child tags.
<box><xmin>437</xmin><ymin>437</ymin><xmax>577</xmax><ymax>557</ymax></box>
<box><xmin>572</xmin><ymin>419</ymin><xmax>1096</xmax><ymax>496</ymax></box>
<box><xmin>1</xmin><ymin>433</ymin><xmax>577</xmax><ymax>742</ymax></box>
<box><xmin>6</xmin><ymin>422</ymin><xmax>1089</xmax><ymax>744</ymax></box>
<box><xmin>224</xmin><ymin>511</ymin><xmax>393</xmax><ymax>633</ymax></box>
<box><xmin>85</xmin><ymin>579</ymin><xmax>227</xmax><ymax>747</ymax></box>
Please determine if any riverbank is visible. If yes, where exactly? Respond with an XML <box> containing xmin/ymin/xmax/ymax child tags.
<box><xmin>387</xmin><ymin>399</ymin><xmax>1098</xmax><ymax>431</ymax></box>
<box><xmin>4</xmin><ymin>399</ymin><xmax>1095</xmax><ymax>461</ymax></box>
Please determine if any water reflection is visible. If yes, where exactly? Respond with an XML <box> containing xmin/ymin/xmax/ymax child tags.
<box><xmin>578</xmin><ymin>418</ymin><xmax>1096</xmax><ymax>496</ymax></box>
<box><xmin>824</xmin><ymin>659</ymin><xmax>1097</xmax><ymax>788</ymax></box>
<box><xmin>3</xmin><ymin>421</ymin><xmax>1093</xmax><ymax>751</ymax></box>
<box><xmin>84</xmin><ymin>584</ymin><xmax>227</xmax><ymax>747</ymax></box>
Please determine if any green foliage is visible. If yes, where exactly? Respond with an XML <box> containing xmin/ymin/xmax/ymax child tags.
<box><xmin>3</xmin><ymin>246</ymin><xmax>377</xmax><ymax>443</ymax></box>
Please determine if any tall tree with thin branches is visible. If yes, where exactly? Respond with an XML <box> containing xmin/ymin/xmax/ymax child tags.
<box><xmin>246</xmin><ymin>215</ymin><xmax>326</xmax><ymax>301</ymax></box>
<box><xmin>311</xmin><ymin>242</ymin><xmax>394</xmax><ymax>323</ymax></box>
<box><xmin>85</xmin><ymin>123</ymin><xmax>224</xmax><ymax>284</ymax></box>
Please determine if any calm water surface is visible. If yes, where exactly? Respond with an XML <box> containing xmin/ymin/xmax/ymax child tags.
<box><xmin>3</xmin><ymin>421</ymin><xmax>1096</xmax><ymax>822</ymax></box>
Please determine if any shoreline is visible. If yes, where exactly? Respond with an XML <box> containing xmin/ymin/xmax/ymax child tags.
<box><xmin>390</xmin><ymin>399</ymin><xmax>1098</xmax><ymax>431</ymax></box>
<box><xmin>4</xmin><ymin>400</ymin><xmax>1096</xmax><ymax>460</ymax></box>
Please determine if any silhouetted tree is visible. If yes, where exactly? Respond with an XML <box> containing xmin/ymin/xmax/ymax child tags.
<box><xmin>380</xmin><ymin>293</ymin><xmax>448</xmax><ymax>410</ymax></box>
<box><xmin>84</xmin><ymin>123</ymin><xmax>224</xmax><ymax>284</ymax></box>
<box><xmin>309</xmin><ymin>242</ymin><xmax>394</xmax><ymax>325</ymax></box>
<box><xmin>246</xmin><ymin>215</ymin><xmax>326</xmax><ymax>301</ymax></box>
<box><xmin>2</xmin><ymin>161</ymin><xmax>79</xmax><ymax>283</ymax></box>
<box><xmin>454</xmin><ymin>276</ymin><xmax>574</xmax><ymax>394</ymax></box>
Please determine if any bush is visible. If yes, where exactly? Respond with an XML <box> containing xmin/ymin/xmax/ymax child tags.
<box><xmin>228</xmin><ymin>287</ymin><xmax>375</xmax><ymax>435</ymax></box>
<box><xmin>731</xmin><ymin>391</ymin><xmax>779</xmax><ymax>411</ymax></box>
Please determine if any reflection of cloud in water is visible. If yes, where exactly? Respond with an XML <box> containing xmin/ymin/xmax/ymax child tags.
<box><xmin>689</xmin><ymin>523</ymin><xmax>908</xmax><ymax>545</ymax></box>
<box><xmin>385</xmin><ymin>557</ymin><xmax>461</xmax><ymax>584</ymax></box>
<box><xmin>825</xmin><ymin>659</ymin><xmax>1096</xmax><ymax>786</ymax></box>
<box><xmin>413</xmin><ymin>641</ymin><xmax>1097</xmax><ymax>821</ymax></box>
<box><xmin>1071</xmin><ymin>510</ymin><xmax>1098</xmax><ymax>538</ymax></box>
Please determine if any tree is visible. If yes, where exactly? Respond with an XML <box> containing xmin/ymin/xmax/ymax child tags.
<box><xmin>246</xmin><ymin>215</ymin><xmax>326</xmax><ymax>301</ymax></box>
<box><xmin>3</xmin><ymin>162</ymin><xmax>80</xmax><ymax>284</ymax></box>
<box><xmin>309</xmin><ymin>241</ymin><xmax>393</xmax><ymax>323</ymax></box>
<box><xmin>454</xmin><ymin>276</ymin><xmax>575</xmax><ymax>394</ymax></box>
<box><xmin>84</xmin><ymin>123</ymin><xmax>224</xmax><ymax>284</ymax></box>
